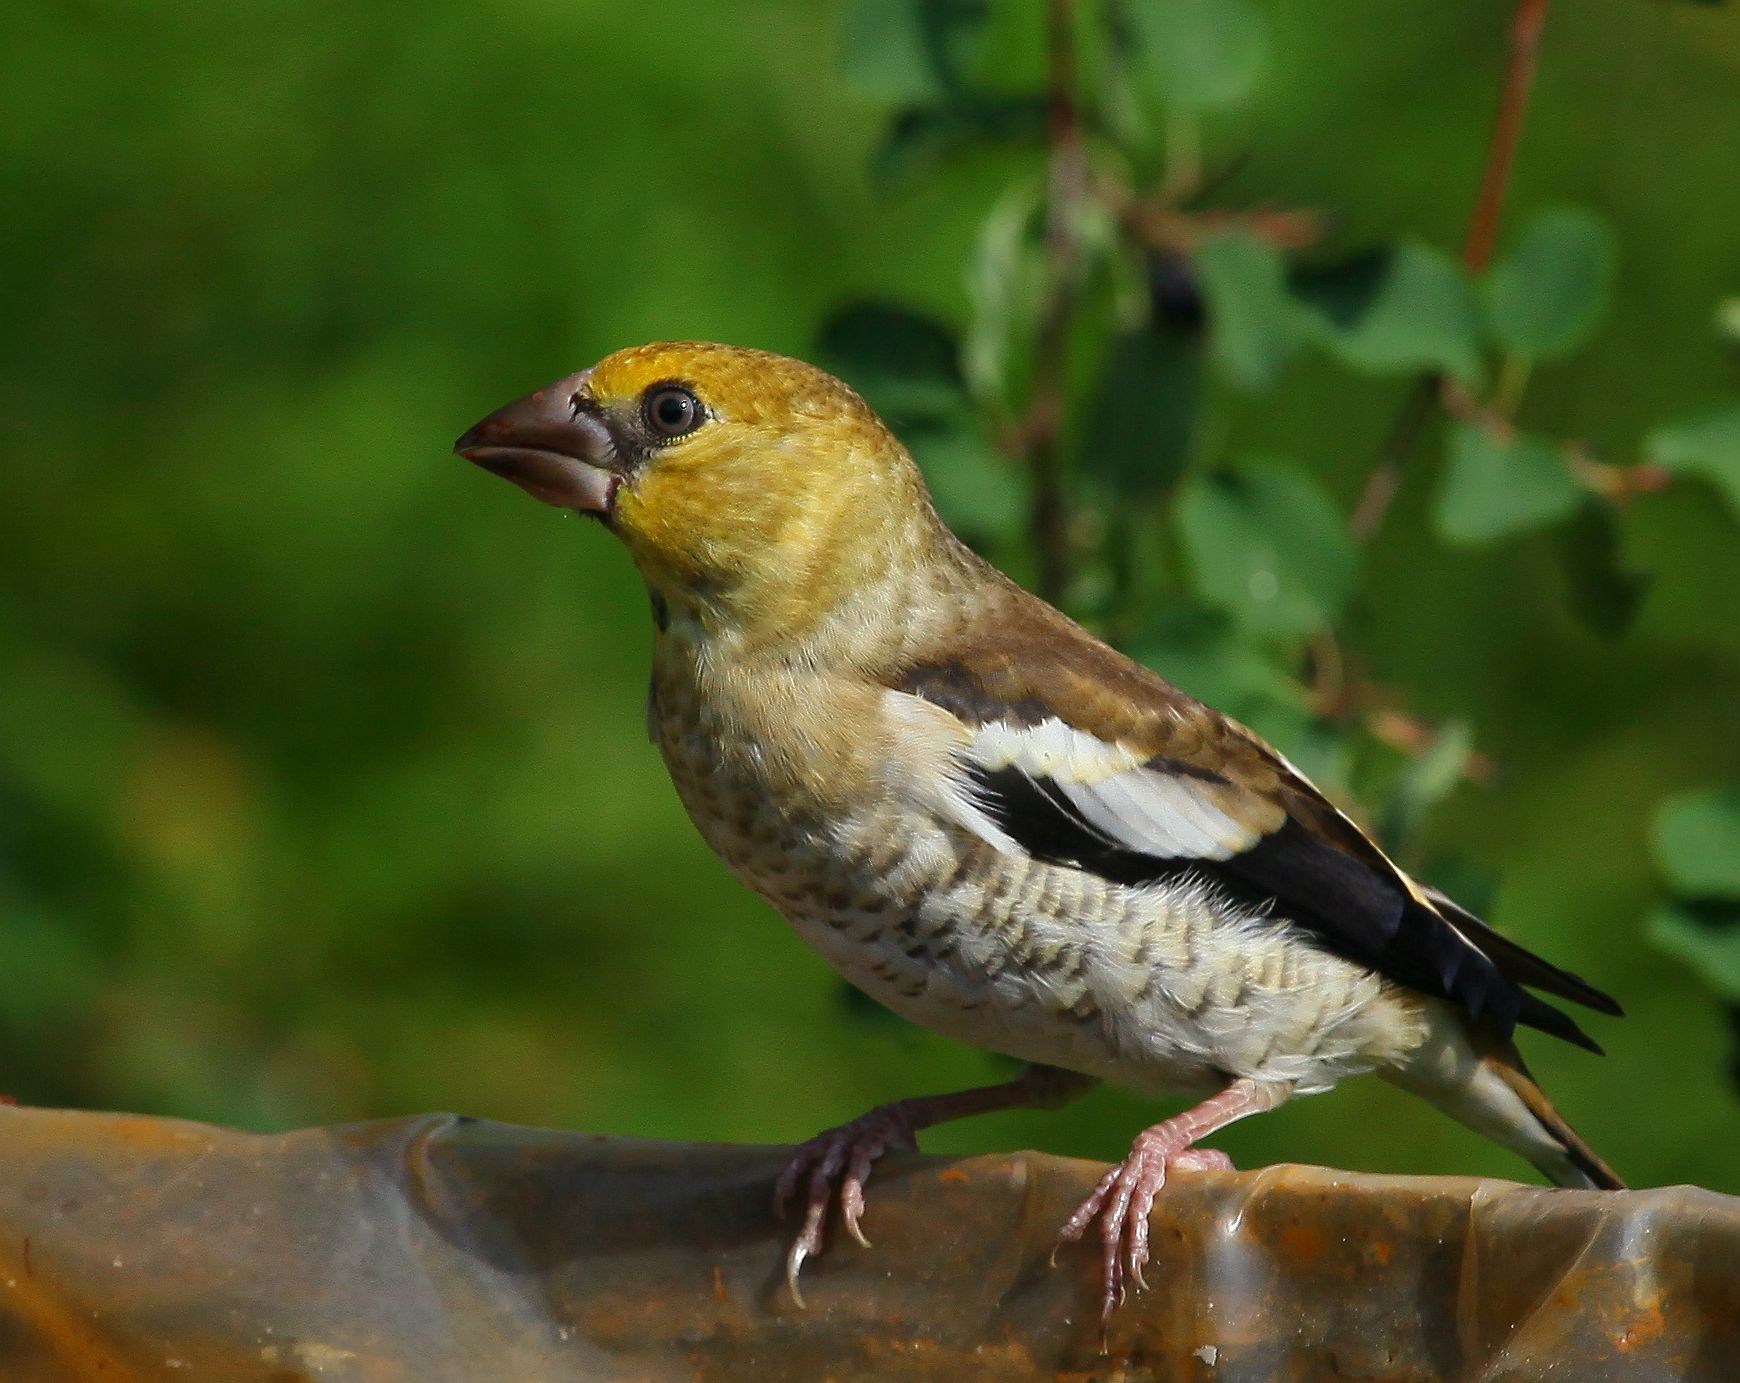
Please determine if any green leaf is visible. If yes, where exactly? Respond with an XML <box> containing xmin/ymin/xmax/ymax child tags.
<box><xmin>1125</xmin><ymin>0</ymin><xmax>1267</xmax><ymax>112</ymax></box>
<box><xmin>841</xmin><ymin>0</ymin><xmax>991</xmax><ymax>104</ymax></box>
<box><xmin>869</xmin><ymin>97</ymin><xmax>1047</xmax><ymax>185</ymax></box>
<box><xmin>1483</xmin><ymin>207</ymin><xmax>1618</xmax><ymax>361</ymax></box>
<box><xmin>842</xmin><ymin>1</ymin><xmax>1044</xmax><ymax>185</ymax></box>
<box><xmin>1174</xmin><ymin>455</ymin><xmax>1358</xmax><ymax>636</ymax></box>
<box><xmin>1079</xmin><ymin>324</ymin><xmax>1202</xmax><ymax>499</ymax></box>
<box><xmin>1647</xmin><ymin>403</ymin><xmax>1740</xmax><ymax>517</ymax></box>
<box><xmin>1289</xmin><ymin>246</ymin><xmax>1396</xmax><ymax>330</ymax></box>
<box><xmin>1304</xmin><ymin>241</ymin><xmax>1484</xmax><ymax>385</ymax></box>
<box><xmin>1380</xmin><ymin>720</ymin><xmax>1475</xmax><ymax>849</ymax></box>
<box><xmin>1651</xmin><ymin>787</ymin><xmax>1740</xmax><ymax>898</ymax></box>
<box><xmin>964</xmin><ymin>181</ymin><xmax>1047</xmax><ymax>412</ymax></box>
<box><xmin>1556</xmin><ymin>499</ymin><xmax>1649</xmax><ymax>639</ymax></box>
<box><xmin>1648</xmin><ymin>903</ymin><xmax>1740</xmax><ymax>1003</ymax></box>
<box><xmin>1433</xmin><ymin>422</ymin><xmax>1582</xmax><ymax>546</ymax></box>
<box><xmin>1193</xmin><ymin>232</ymin><xmax>1305</xmax><ymax>390</ymax></box>
<box><xmin>815</xmin><ymin>300</ymin><xmax>963</xmax><ymax>424</ymax></box>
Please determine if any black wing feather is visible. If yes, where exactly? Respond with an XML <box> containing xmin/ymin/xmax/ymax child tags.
<box><xmin>967</xmin><ymin>763</ymin><xmax>1607</xmax><ymax>1054</ymax></box>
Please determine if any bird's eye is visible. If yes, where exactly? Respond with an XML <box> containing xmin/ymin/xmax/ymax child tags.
<box><xmin>643</xmin><ymin>385</ymin><xmax>704</xmax><ymax>439</ymax></box>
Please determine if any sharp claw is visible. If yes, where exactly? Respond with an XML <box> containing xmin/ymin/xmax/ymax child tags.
<box><xmin>842</xmin><ymin>1182</ymin><xmax>872</xmax><ymax>1248</ymax></box>
<box><xmin>786</xmin><ymin>1201</ymin><xmax>826</xmax><ymax>1309</ymax></box>
<box><xmin>1097</xmin><ymin>1282</ymin><xmax>1119</xmax><ymax>1350</ymax></box>
<box><xmin>841</xmin><ymin>1141</ymin><xmax>878</xmax><ymax>1248</ymax></box>
<box><xmin>775</xmin><ymin>1108</ymin><xmax>912</xmax><ymax>1304</ymax></box>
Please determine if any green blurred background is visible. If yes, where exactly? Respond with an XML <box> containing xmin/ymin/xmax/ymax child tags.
<box><xmin>3</xmin><ymin>0</ymin><xmax>1739</xmax><ymax>1198</ymax></box>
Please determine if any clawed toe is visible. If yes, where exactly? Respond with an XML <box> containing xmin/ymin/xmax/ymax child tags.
<box><xmin>1054</xmin><ymin>1137</ymin><xmax>1238</xmax><ymax>1337</ymax></box>
<box><xmin>783</xmin><ymin>1196</ymin><xmax>827</xmax><ymax>1308</ymax></box>
<box><xmin>774</xmin><ymin>1105</ymin><xmax>915</xmax><ymax>1305</ymax></box>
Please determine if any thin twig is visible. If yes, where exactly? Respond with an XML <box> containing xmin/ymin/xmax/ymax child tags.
<box><xmin>1099</xmin><ymin>176</ymin><xmax>1325</xmax><ymax>256</ymax></box>
<box><xmin>1024</xmin><ymin>0</ymin><xmax>1087</xmax><ymax>604</ymax></box>
<box><xmin>1464</xmin><ymin>0</ymin><xmax>1551</xmax><ymax>273</ymax></box>
<box><xmin>1350</xmin><ymin>0</ymin><xmax>1551</xmax><ymax>544</ymax></box>
<box><xmin>1349</xmin><ymin>375</ymin><xmax>1439</xmax><ymax>543</ymax></box>
<box><xmin>1366</xmin><ymin>709</ymin><xmax>1498</xmax><ymax>785</ymax></box>
<box><xmin>1565</xmin><ymin>449</ymin><xmax>1673</xmax><ymax>505</ymax></box>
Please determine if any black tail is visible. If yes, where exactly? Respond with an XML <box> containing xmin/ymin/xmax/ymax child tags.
<box><xmin>1421</xmin><ymin>884</ymin><xmax>1622</xmax><ymax>1054</ymax></box>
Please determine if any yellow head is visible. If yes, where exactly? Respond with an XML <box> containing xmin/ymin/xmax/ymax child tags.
<box><xmin>456</xmin><ymin>343</ymin><xmax>943</xmax><ymax>645</ymax></box>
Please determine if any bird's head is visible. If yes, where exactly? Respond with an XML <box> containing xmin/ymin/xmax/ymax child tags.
<box><xmin>456</xmin><ymin>342</ymin><xmax>945</xmax><ymax>648</ymax></box>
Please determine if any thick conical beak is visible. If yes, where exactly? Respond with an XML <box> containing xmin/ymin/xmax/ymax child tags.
<box><xmin>454</xmin><ymin>369</ymin><xmax>621</xmax><ymax>515</ymax></box>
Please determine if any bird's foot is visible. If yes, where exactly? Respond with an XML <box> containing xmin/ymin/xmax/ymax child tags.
<box><xmin>1054</xmin><ymin>1127</ymin><xmax>1235</xmax><ymax>1334</ymax></box>
<box><xmin>773</xmin><ymin>1102</ymin><xmax>918</xmax><ymax>1306</ymax></box>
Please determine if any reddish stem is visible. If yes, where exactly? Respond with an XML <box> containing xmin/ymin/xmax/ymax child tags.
<box><xmin>1464</xmin><ymin>0</ymin><xmax>1552</xmax><ymax>272</ymax></box>
<box><xmin>1351</xmin><ymin>0</ymin><xmax>1552</xmax><ymax>543</ymax></box>
<box><xmin>1025</xmin><ymin>0</ymin><xmax>1086</xmax><ymax>604</ymax></box>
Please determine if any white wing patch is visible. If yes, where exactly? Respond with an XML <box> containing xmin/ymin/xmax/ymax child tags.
<box><xmin>971</xmin><ymin>718</ymin><xmax>1143</xmax><ymax>784</ymax></box>
<box><xmin>878</xmin><ymin>691</ymin><xmax>1022</xmax><ymax>857</ymax></box>
<box><xmin>967</xmin><ymin>716</ymin><xmax>1264</xmax><ymax>863</ymax></box>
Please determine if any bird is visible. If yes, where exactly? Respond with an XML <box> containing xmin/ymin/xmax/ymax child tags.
<box><xmin>455</xmin><ymin>341</ymin><xmax>1623</xmax><ymax>1328</ymax></box>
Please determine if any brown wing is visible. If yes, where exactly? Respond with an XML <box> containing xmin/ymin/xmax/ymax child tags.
<box><xmin>890</xmin><ymin>583</ymin><xmax>1618</xmax><ymax>1050</ymax></box>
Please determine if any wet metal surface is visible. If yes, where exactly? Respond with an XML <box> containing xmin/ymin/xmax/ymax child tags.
<box><xmin>0</xmin><ymin>1106</ymin><xmax>1733</xmax><ymax>1380</ymax></box>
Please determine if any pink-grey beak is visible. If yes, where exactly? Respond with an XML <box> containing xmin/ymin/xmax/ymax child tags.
<box><xmin>454</xmin><ymin>369</ymin><xmax>621</xmax><ymax>515</ymax></box>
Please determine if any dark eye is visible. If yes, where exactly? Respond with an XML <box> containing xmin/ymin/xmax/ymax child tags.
<box><xmin>643</xmin><ymin>385</ymin><xmax>704</xmax><ymax>439</ymax></box>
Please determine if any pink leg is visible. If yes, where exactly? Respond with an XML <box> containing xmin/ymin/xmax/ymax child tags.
<box><xmin>1054</xmin><ymin>1078</ymin><xmax>1289</xmax><ymax>1333</ymax></box>
<box><xmin>774</xmin><ymin>1064</ymin><xmax>1093</xmax><ymax>1306</ymax></box>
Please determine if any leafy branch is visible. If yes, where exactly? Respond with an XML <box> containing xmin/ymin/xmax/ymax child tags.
<box><xmin>1023</xmin><ymin>0</ymin><xmax>1090</xmax><ymax>603</ymax></box>
<box><xmin>820</xmin><ymin>0</ymin><xmax>1740</xmax><ymax>876</ymax></box>
<box><xmin>1353</xmin><ymin>0</ymin><xmax>1553</xmax><ymax>544</ymax></box>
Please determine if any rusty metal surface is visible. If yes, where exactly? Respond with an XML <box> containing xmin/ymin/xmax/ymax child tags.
<box><xmin>0</xmin><ymin>1106</ymin><xmax>1733</xmax><ymax>1382</ymax></box>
